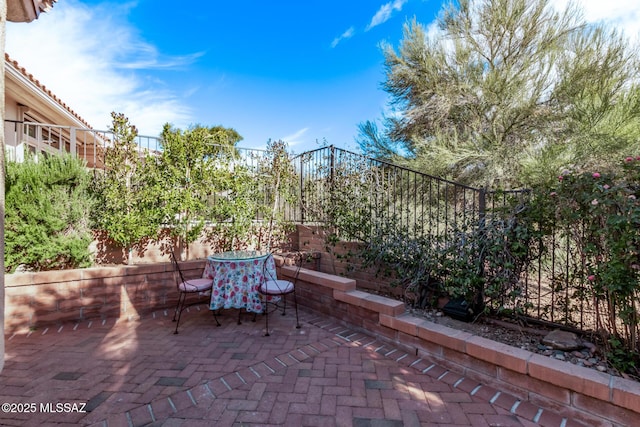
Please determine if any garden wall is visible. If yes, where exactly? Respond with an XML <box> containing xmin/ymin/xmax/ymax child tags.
<box><xmin>90</xmin><ymin>227</ymin><xmax>295</xmax><ymax>265</ymax></box>
<box><xmin>89</xmin><ymin>221</ymin><xmax>298</xmax><ymax>266</ymax></box>
<box><xmin>4</xmin><ymin>260</ymin><xmax>205</xmax><ymax>331</ymax></box>
<box><xmin>89</xmin><ymin>224</ymin><xmax>345</xmax><ymax>274</ymax></box>
<box><xmin>295</xmin><ymin>224</ymin><xmax>400</xmax><ymax>297</ymax></box>
<box><xmin>3</xmin><ymin>252</ymin><xmax>319</xmax><ymax>332</ymax></box>
<box><xmin>4</xmin><ymin>224</ymin><xmax>308</xmax><ymax>332</ymax></box>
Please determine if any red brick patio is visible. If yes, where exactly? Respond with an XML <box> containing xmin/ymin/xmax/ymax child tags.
<box><xmin>0</xmin><ymin>303</ymin><xmax>589</xmax><ymax>427</ymax></box>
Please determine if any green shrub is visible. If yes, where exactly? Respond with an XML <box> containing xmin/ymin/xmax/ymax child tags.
<box><xmin>91</xmin><ymin>113</ymin><xmax>162</xmax><ymax>262</ymax></box>
<box><xmin>5</xmin><ymin>154</ymin><xmax>95</xmax><ymax>272</ymax></box>
<box><xmin>539</xmin><ymin>158</ymin><xmax>640</xmax><ymax>373</ymax></box>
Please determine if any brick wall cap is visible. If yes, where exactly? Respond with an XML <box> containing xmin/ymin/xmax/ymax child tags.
<box><xmin>285</xmin><ymin>266</ymin><xmax>356</xmax><ymax>291</ymax></box>
<box><xmin>528</xmin><ymin>353</ymin><xmax>611</xmax><ymax>400</ymax></box>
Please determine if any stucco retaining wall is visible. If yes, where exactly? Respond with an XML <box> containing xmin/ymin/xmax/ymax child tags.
<box><xmin>4</xmin><ymin>260</ymin><xmax>205</xmax><ymax>330</ymax></box>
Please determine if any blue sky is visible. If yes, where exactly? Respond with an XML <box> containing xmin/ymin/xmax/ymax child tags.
<box><xmin>6</xmin><ymin>0</ymin><xmax>640</xmax><ymax>154</ymax></box>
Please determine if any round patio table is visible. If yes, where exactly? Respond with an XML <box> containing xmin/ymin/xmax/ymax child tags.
<box><xmin>203</xmin><ymin>250</ymin><xmax>276</xmax><ymax>314</ymax></box>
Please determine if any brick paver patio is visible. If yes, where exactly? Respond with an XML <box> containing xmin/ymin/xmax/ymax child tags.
<box><xmin>0</xmin><ymin>304</ymin><xmax>588</xmax><ymax>426</ymax></box>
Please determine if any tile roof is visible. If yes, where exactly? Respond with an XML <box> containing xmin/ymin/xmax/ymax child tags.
<box><xmin>5</xmin><ymin>52</ymin><xmax>94</xmax><ymax>129</ymax></box>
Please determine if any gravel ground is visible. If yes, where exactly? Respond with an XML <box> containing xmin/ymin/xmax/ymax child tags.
<box><xmin>410</xmin><ymin>307</ymin><xmax>639</xmax><ymax>382</ymax></box>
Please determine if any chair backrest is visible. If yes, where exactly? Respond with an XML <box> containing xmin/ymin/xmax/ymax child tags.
<box><xmin>169</xmin><ymin>248</ymin><xmax>188</xmax><ymax>287</ymax></box>
<box><xmin>263</xmin><ymin>251</ymin><xmax>303</xmax><ymax>284</ymax></box>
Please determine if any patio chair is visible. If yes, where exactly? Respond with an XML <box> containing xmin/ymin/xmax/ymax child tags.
<box><xmin>170</xmin><ymin>249</ymin><xmax>217</xmax><ymax>334</ymax></box>
<box><xmin>258</xmin><ymin>252</ymin><xmax>302</xmax><ymax>336</ymax></box>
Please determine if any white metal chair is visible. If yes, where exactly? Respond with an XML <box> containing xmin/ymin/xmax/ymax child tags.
<box><xmin>170</xmin><ymin>249</ymin><xmax>216</xmax><ymax>334</ymax></box>
<box><xmin>258</xmin><ymin>252</ymin><xmax>301</xmax><ymax>336</ymax></box>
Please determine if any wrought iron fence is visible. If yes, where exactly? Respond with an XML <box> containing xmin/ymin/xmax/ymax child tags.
<box><xmin>289</xmin><ymin>145</ymin><xmax>625</xmax><ymax>339</ymax></box>
<box><xmin>522</xmin><ymin>226</ymin><xmax>614</xmax><ymax>335</ymax></box>
<box><xmin>292</xmin><ymin>146</ymin><xmax>490</xmax><ymax>240</ymax></box>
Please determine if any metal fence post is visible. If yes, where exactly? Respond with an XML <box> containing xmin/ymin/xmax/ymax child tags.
<box><xmin>329</xmin><ymin>145</ymin><xmax>336</xmax><ymax>227</ymax></box>
<box><xmin>478</xmin><ymin>187</ymin><xmax>486</xmax><ymax>230</ymax></box>
<box><xmin>329</xmin><ymin>145</ymin><xmax>335</xmax><ymax>193</ymax></box>
<box><xmin>299</xmin><ymin>154</ymin><xmax>305</xmax><ymax>224</ymax></box>
<box><xmin>69</xmin><ymin>127</ymin><xmax>76</xmax><ymax>158</ymax></box>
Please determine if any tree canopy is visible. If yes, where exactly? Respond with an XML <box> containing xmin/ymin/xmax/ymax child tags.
<box><xmin>157</xmin><ymin>123</ymin><xmax>245</xmax><ymax>254</ymax></box>
<box><xmin>93</xmin><ymin>112</ymin><xmax>162</xmax><ymax>262</ymax></box>
<box><xmin>358</xmin><ymin>0</ymin><xmax>640</xmax><ymax>188</ymax></box>
<box><xmin>93</xmin><ymin>116</ymin><xmax>253</xmax><ymax>259</ymax></box>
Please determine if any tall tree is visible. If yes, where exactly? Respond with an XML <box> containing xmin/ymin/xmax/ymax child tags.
<box><xmin>257</xmin><ymin>139</ymin><xmax>298</xmax><ymax>250</ymax></box>
<box><xmin>93</xmin><ymin>112</ymin><xmax>161</xmax><ymax>263</ymax></box>
<box><xmin>157</xmin><ymin>124</ymin><xmax>243</xmax><ymax>258</ymax></box>
<box><xmin>359</xmin><ymin>0</ymin><xmax>640</xmax><ymax>188</ymax></box>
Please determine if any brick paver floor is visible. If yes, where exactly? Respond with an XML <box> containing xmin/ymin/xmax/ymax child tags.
<box><xmin>0</xmin><ymin>304</ymin><xmax>588</xmax><ymax>426</ymax></box>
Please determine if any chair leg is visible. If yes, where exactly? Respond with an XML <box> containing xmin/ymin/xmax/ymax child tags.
<box><xmin>172</xmin><ymin>291</ymin><xmax>184</xmax><ymax>322</ymax></box>
<box><xmin>175</xmin><ymin>291</ymin><xmax>218</xmax><ymax>332</ymax></box>
<box><xmin>293</xmin><ymin>291</ymin><xmax>301</xmax><ymax>329</ymax></box>
<box><xmin>173</xmin><ymin>292</ymin><xmax>187</xmax><ymax>334</ymax></box>
<box><xmin>264</xmin><ymin>298</ymin><xmax>270</xmax><ymax>337</ymax></box>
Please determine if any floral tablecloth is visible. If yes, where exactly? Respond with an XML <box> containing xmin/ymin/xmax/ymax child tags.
<box><xmin>203</xmin><ymin>251</ymin><xmax>276</xmax><ymax>314</ymax></box>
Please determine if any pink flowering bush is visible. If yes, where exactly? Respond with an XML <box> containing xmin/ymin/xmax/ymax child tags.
<box><xmin>541</xmin><ymin>158</ymin><xmax>640</xmax><ymax>373</ymax></box>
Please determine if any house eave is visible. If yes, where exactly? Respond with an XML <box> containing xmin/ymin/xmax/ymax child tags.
<box><xmin>5</xmin><ymin>65</ymin><xmax>86</xmax><ymax>127</ymax></box>
<box><xmin>7</xmin><ymin>0</ymin><xmax>55</xmax><ymax>23</ymax></box>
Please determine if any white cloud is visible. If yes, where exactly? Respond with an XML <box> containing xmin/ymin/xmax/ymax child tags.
<box><xmin>281</xmin><ymin>127</ymin><xmax>309</xmax><ymax>147</ymax></box>
<box><xmin>366</xmin><ymin>0</ymin><xmax>408</xmax><ymax>31</ymax></box>
<box><xmin>550</xmin><ymin>0</ymin><xmax>640</xmax><ymax>42</ymax></box>
<box><xmin>5</xmin><ymin>0</ymin><xmax>200</xmax><ymax>135</ymax></box>
<box><xmin>421</xmin><ymin>1</ymin><xmax>640</xmax><ymax>48</ymax></box>
<box><xmin>331</xmin><ymin>26</ymin><xmax>355</xmax><ymax>48</ymax></box>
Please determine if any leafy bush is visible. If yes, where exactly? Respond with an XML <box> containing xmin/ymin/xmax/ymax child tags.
<box><xmin>359</xmin><ymin>199</ymin><xmax>537</xmax><ymax>318</ymax></box>
<box><xmin>360</xmin><ymin>219</ymin><xmax>439</xmax><ymax>303</ymax></box>
<box><xmin>540</xmin><ymin>158</ymin><xmax>640</xmax><ymax>373</ymax></box>
<box><xmin>438</xmin><ymin>205</ymin><xmax>537</xmax><ymax>316</ymax></box>
<box><xmin>5</xmin><ymin>155</ymin><xmax>95</xmax><ymax>272</ymax></box>
<box><xmin>203</xmin><ymin>140</ymin><xmax>298</xmax><ymax>252</ymax></box>
<box><xmin>254</xmin><ymin>139</ymin><xmax>298</xmax><ymax>250</ymax></box>
<box><xmin>157</xmin><ymin>123</ymin><xmax>245</xmax><ymax>253</ymax></box>
<box><xmin>91</xmin><ymin>113</ymin><xmax>162</xmax><ymax>262</ymax></box>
